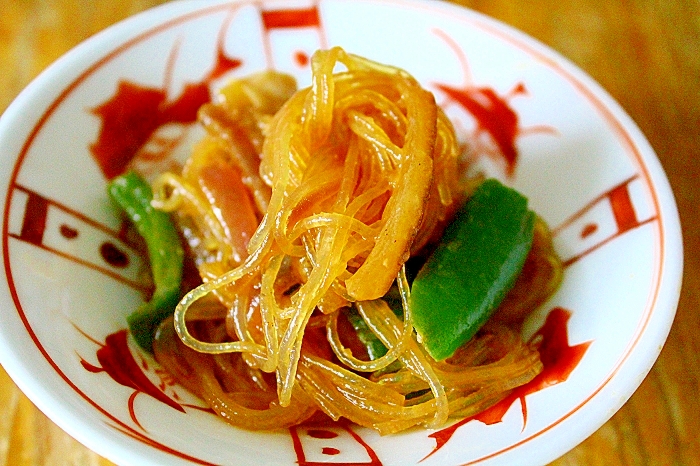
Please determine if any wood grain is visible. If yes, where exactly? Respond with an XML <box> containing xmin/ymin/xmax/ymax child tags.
<box><xmin>1</xmin><ymin>0</ymin><xmax>698</xmax><ymax>464</ymax></box>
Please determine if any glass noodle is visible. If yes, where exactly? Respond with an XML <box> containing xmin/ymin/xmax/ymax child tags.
<box><xmin>149</xmin><ymin>47</ymin><xmax>553</xmax><ymax>434</ymax></box>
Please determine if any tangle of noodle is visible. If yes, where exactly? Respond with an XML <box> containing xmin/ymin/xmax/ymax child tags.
<box><xmin>149</xmin><ymin>47</ymin><xmax>560</xmax><ymax>433</ymax></box>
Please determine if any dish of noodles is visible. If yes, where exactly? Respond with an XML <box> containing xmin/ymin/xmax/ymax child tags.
<box><xmin>0</xmin><ymin>1</ymin><xmax>681</xmax><ymax>464</ymax></box>
<box><xmin>109</xmin><ymin>46</ymin><xmax>564</xmax><ymax>434</ymax></box>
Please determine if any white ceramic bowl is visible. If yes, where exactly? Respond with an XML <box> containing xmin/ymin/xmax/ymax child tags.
<box><xmin>0</xmin><ymin>0</ymin><xmax>683</xmax><ymax>464</ymax></box>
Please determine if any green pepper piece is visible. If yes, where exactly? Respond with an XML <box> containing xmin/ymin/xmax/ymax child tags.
<box><xmin>108</xmin><ymin>171</ymin><xmax>184</xmax><ymax>353</ymax></box>
<box><xmin>345</xmin><ymin>306</ymin><xmax>389</xmax><ymax>360</ymax></box>
<box><xmin>410</xmin><ymin>179</ymin><xmax>535</xmax><ymax>361</ymax></box>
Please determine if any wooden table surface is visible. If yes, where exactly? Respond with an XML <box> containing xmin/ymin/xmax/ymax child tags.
<box><xmin>0</xmin><ymin>0</ymin><xmax>698</xmax><ymax>464</ymax></box>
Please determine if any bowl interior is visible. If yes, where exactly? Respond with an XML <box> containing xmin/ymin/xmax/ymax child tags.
<box><xmin>0</xmin><ymin>0</ymin><xmax>682</xmax><ymax>465</ymax></box>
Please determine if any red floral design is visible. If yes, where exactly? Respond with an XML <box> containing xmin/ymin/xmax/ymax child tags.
<box><xmin>424</xmin><ymin>307</ymin><xmax>592</xmax><ymax>460</ymax></box>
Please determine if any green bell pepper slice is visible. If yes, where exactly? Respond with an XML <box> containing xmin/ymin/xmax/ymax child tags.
<box><xmin>345</xmin><ymin>306</ymin><xmax>389</xmax><ymax>361</ymax></box>
<box><xmin>410</xmin><ymin>179</ymin><xmax>536</xmax><ymax>361</ymax></box>
<box><xmin>107</xmin><ymin>171</ymin><xmax>184</xmax><ymax>352</ymax></box>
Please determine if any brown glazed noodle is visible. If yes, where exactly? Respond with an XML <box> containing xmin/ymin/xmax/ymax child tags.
<box><xmin>149</xmin><ymin>47</ymin><xmax>562</xmax><ymax>434</ymax></box>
